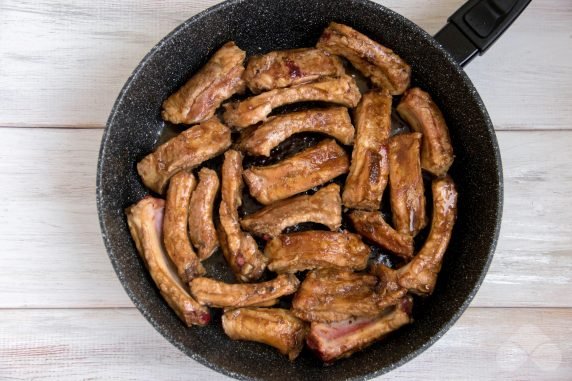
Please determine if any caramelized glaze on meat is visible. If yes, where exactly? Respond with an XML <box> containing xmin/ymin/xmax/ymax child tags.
<box><xmin>397</xmin><ymin>87</ymin><xmax>454</xmax><ymax>176</ymax></box>
<box><xmin>189</xmin><ymin>168</ymin><xmax>220</xmax><ymax>260</ymax></box>
<box><xmin>292</xmin><ymin>268</ymin><xmax>406</xmax><ymax>323</ymax></box>
<box><xmin>265</xmin><ymin>231</ymin><xmax>370</xmax><ymax>273</ymax></box>
<box><xmin>223</xmin><ymin>308</ymin><xmax>309</xmax><ymax>361</ymax></box>
<box><xmin>243</xmin><ymin>139</ymin><xmax>349</xmax><ymax>205</ymax></box>
<box><xmin>317</xmin><ymin>22</ymin><xmax>411</xmax><ymax>95</ymax></box>
<box><xmin>137</xmin><ymin>117</ymin><xmax>231</xmax><ymax>194</ymax></box>
<box><xmin>161</xmin><ymin>42</ymin><xmax>246</xmax><ymax>125</ymax></box>
<box><xmin>190</xmin><ymin>274</ymin><xmax>299</xmax><ymax>308</ymax></box>
<box><xmin>240</xmin><ymin>183</ymin><xmax>342</xmax><ymax>238</ymax></box>
<box><xmin>388</xmin><ymin>132</ymin><xmax>427</xmax><ymax>236</ymax></box>
<box><xmin>396</xmin><ymin>176</ymin><xmax>457</xmax><ymax>295</ymax></box>
<box><xmin>243</xmin><ymin>48</ymin><xmax>345</xmax><ymax>93</ymax></box>
<box><xmin>163</xmin><ymin>171</ymin><xmax>205</xmax><ymax>282</ymax></box>
<box><xmin>218</xmin><ymin>150</ymin><xmax>268</xmax><ymax>282</ymax></box>
<box><xmin>306</xmin><ymin>296</ymin><xmax>413</xmax><ymax>362</ymax></box>
<box><xmin>125</xmin><ymin>197</ymin><xmax>210</xmax><ymax>326</ymax></box>
<box><xmin>223</xmin><ymin>75</ymin><xmax>361</xmax><ymax>128</ymax></box>
<box><xmin>349</xmin><ymin>211</ymin><xmax>414</xmax><ymax>259</ymax></box>
<box><xmin>237</xmin><ymin>108</ymin><xmax>355</xmax><ymax>157</ymax></box>
<box><xmin>343</xmin><ymin>90</ymin><xmax>391</xmax><ymax>210</ymax></box>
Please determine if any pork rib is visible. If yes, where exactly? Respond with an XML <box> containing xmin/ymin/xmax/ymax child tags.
<box><xmin>342</xmin><ymin>90</ymin><xmax>391</xmax><ymax>210</ymax></box>
<box><xmin>243</xmin><ymin>139</ymin><xmax>349</xmax><ymax>205</ymax></box>
<box><xmin>243</xmin><ymin>48</ymin><xmax>345</xmax><ymax>93</ymax></box>
<box><xmin>317</xmin><ymin>22</ymin><xmax>410</xmax><ymax>95</ymax></box>
<box><xmin>162</xmin><ymin>42</ymin><xmax>246</xmax><ymax>125</ymax></box>
<box><xmin>163</xmin><ymin>171</ymin><xmax>205</xmax><ymax>282</ymax></box>
<box><xmin>137</xmin><ymin>117</ymin><xmax>231</xmax><ymax>194</ymax></box>
<box><xmin>306</xmin><ymin>296</ymin><xmax>413</xmax><ymax>363</ymax></box>
<box><xmin>388</xmin><ymin>132</ymin><xmax>427</xmax><ymax>236</ymax></box>
<box><xmin>189</xmin><ymin>168</ymin><xmax>220</xmax><ymax>260</ymax></box>
<box><xmin>265</xmin><ymin>231</ymin><xmax>370</xmax><ymax>274</ymax></box>
<box><xmin>397</xmin><ymin>87</ymin><xmax>454</xmax><ymax>176</ymax></box>
<box><xmin>223</xmin><ymin>75</ymin><xmax>361</xmax><ymax>128</ymax></box>
<box><xmin>240</xmin><ymin>183</ymin><xmax>342</xmax><ymax>238</ymax></box>
<box><xmin>237</xmin><ymin>108</ymin><xmax>355</xmax><ymax>157</ymax></box>
<box><xmin>190</xmin><ymin>274</ymin><xmax>299</xmax><ymax>308</ymax></box>
<box><xmin>125</xmin><ymin>197</ymin><xmax>210</xmax><ymax>327</ymax></box>
<box><xmin>218</xmin><ymin>150</ymin><xmax>268</xmax><ymax>282</ymax></box>
<box><xmin>223</xmin><ymin>308</ymin><xmax>309</xmax><ymax>361</ymax></box>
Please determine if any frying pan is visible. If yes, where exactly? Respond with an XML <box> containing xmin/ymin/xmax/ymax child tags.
<box><xmin>97</xmin><ymin>0</ymin><xmax>530</xmax><ymax>379</ymax></box>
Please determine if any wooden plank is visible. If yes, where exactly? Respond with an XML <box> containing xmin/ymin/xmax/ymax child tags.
<box><xmin>1</xmin><ymin>0</ymin><xmax>570</xmax><ymax>129</ymax></box>
<box><xmin>0</xmin><ymin>128</ymin><xmax>570</xmax><ymax>308</ymax></box>
<box><xmin>0</xmin><ymin>308</ymin><xmax>570</xmax><ymax>380</ymax></box>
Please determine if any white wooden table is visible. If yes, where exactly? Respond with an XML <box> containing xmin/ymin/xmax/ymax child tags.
<box><xmin>1</xmin><ymin>1</ymin><xmax>571</xmax><ymax>379</ymax></box>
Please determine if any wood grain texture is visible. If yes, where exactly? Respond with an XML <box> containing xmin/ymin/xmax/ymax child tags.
<box><xmin>0</xmin><ymin>128</ymin><xmax>570</xmax><ymax>308</ymax></box>
<box><xmin>0</xmin><ymin>308</ymin><xmax>570</xmax><ymax>380</ymax></box>
<box><xmin>1</xmin><ymin>0</ymin><xmax>571</xmax><ymax>129</ymax></box>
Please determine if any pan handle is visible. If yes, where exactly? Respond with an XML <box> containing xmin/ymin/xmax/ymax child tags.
<box><xmin>434</xmin><ymin>0</ymin><xmax>531</xmax><ymax>66</ymax></box>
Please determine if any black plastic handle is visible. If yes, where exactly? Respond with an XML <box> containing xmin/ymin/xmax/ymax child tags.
<box><xmin>434</xmin><ymin>0</ymin><xmax>531</xmax><ymax>66</ymax></box>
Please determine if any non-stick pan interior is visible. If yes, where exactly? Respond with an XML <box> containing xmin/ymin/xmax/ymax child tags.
<box><xmin>97</xmin><ymin>0</ymin><xmax>502</xmax><ymax>379</ymax></box>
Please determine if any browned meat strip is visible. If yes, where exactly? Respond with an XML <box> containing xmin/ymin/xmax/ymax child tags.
<box><xmin>243</xmin><ymin>48</ymin><xmax>345</xmax><ymax>94</ymax></box>
<box><xmin>397</xmin><ymin>176</ymin><xmax>457</xmax><ymax>295</ymax></box>
<box><xmin>223</xmin><ymin>308</ymin><xmax>309</xmax><ymax>361</ymax></box>
<box><xmin>265</xmin><ymin>231</ymin><xmax>370</xmax><ymax>274</ymax></box>
<box><xmin>137</xmin><ymin>117</ymin><xmax>231</xmax><ymax>194</ymax></box>
<box><xmin>317</xmin><ymin>22</ymin><xmax>410</xmax><ymax>95</ymax></box>
<box><xmin>349</xmin><ymin>211</ymin><xmax>414</xmax><ymax>259</ymax></box>
<box><xmin>223</xmin><ymin>75</ymin><xmax>361</xmax><ymax>128</ymax></box>
<box><xmin>342</xmin><ymin>90</ymin><xmax>391</xmax><ymax>210</ymax></box>
<box><xmin>306</xmin><ymin>296</ymin><xmax>413</xmax><ymax>363</ymax></box>
<box><xmin>190</xmin><ymin>274</ymin><xmax>299</xmax><ymax>308</ymax></box>
<box><xmin>292</xmin><ymin>268</ymin><xmax>406</xmax><ymax>323</ymax></box>
<box><xmin>161</xmin><ymin>42</ymin><xmax>246</xmax><ymax>125</ymax></box>
<box><xmin>388</xmin><ymin>132</ymin><xmax>427</xmax><ymax>236</ymax></box>
<box><xmin>243</xmin><ymin>139</ymin><xmax>349</xmax><ymax>205</ymax></box>
<box><xmin>189</xmin><ymin>168</ymin><xmax>220</xmax><ymax>260</ymax></box>
<box><xmin>240</xmin><ymin>183</ymin><xmax>342</xmax><ymax>238</ymax></box>
<box><xmin>125</xmin><ymin>197</ymin><xmax>210</xmax><ymax>326</ymax></box>
<box><xmin>219</xmin><ymin>150</ymin><xmax>268</xmax><ymax>282</ymax></box>
<box><xmin>397</xmin><ymin>87</ymin><xmax>454</xmax><ymax>176</ymax></box>
<box><xmin>163</xmin><ymin>171</ymin><xmax>205</xmax><ymax>282</ymax></box>
<box><xmin>237</xmin><ymin>108</ymin><xmax>355</xmax><ymax>157</ymax></box>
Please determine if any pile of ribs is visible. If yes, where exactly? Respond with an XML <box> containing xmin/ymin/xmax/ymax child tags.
<box><xmin>126</xmin><ymin>22</ymin><xmax>457</xmax><ymax>363</ymax></box>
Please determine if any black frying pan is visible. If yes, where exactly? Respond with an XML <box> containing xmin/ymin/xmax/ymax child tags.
<box><xmin>97</xmin><ymin>0</ymin><xmax>530</xmax><ymax>379</ymax></box>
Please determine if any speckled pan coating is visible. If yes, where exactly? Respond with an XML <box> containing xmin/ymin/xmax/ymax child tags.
<box><xmin>96</xmin><ymin>0</ymin><xmax>503</xmax><ymax>379</ymax></box>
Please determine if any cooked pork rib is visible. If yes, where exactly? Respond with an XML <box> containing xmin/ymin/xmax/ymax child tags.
<box><xmin>306</xmin><ymin>296</ymin><xmax>413</xmax><ymax>363</ymax></box>
<box><xmin>385</xmin><ymin>176</ymin><xmax>457</xmax><ymax>295</ymax></box>
<box><xmin>243</xmin><ymin>48</ymin><xmax>345</xmax><ymax>94</ymax></box>
<box><xmin>237</xmin><ymin>108</ymin><xmax>355</xmax><ymax>157</ymax></box>
<box><xmin>317</xmin><ymin>22</ymin><xmax>411</xmax><ymax>95</ymax></box>
<box><xmin>190</xmin><ymin>274</ymin><xmax>299</xmax><ymax>308</ymax></box>
<box><xmin>125</xmin><ymin>197</ymin><xmax>210</xmax><ymax>326</ymax></box>
<box><xmin>189</xmin><ymin>168</ymin><xmax>220</xmax><ymax>260</ymax></box>
<box><xmin>397</xmin><ymin>88</ymin><xmax>454</xmax><ymax>176</ymax></box>
<box><xmin>349</xmin><ymin>211</ymin><xmax>414</xmax><ymax>259</ymax></box>
<box><xmin>292</xmin><ymin>268</ymin><xmax>406</xmax><ymax>323</ymax></box>
<box><xmin>163</xmin><ymin>171</ymin><xmax>205</xmax><ymax>282</ymax></box>
<box><xmin>243</xmin><ymin>139</ymin><xmax>349</xmax><ymax>205</ymax></box>
<box><xmin>388</xmin><ymin>132</ymin><xmax>427</xmax><ymax>236</ymax></box>
<box><xmin>219</xmin><ymin>150</ymin><xmax>268</xmax><ymax>282</ymax></box>
<box><xmin>161</xmin><ymin>42</ymin><xmax>246</xmax><ymax>125</ymax></box>
<box><xmin>223</xmin><ymin>75</ymin><xmax>362</xmax><ymax>128</ymax></box>
<box><xmin>223</xmin><ymin>308</ymin><xmax>309</xmax><ymax>361</ymax></box>
<box><xmin>265</xmin><ymin>231</ymin><xmax>370</xmax><ymax>274</ymax></box>
<box><xmin>342</xmin><ymin>90</ymin><xmax>391</xmax><ymax>210</ymax></box>
<box><xmin>137</xmin><ymin>117</ymin><xmax>231</xmax><ymax>194</ymax></box>
<box><xmin>240</xmin><ymin>183</ymin><xmax>342</xmax><ymax>238</ymax></box>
